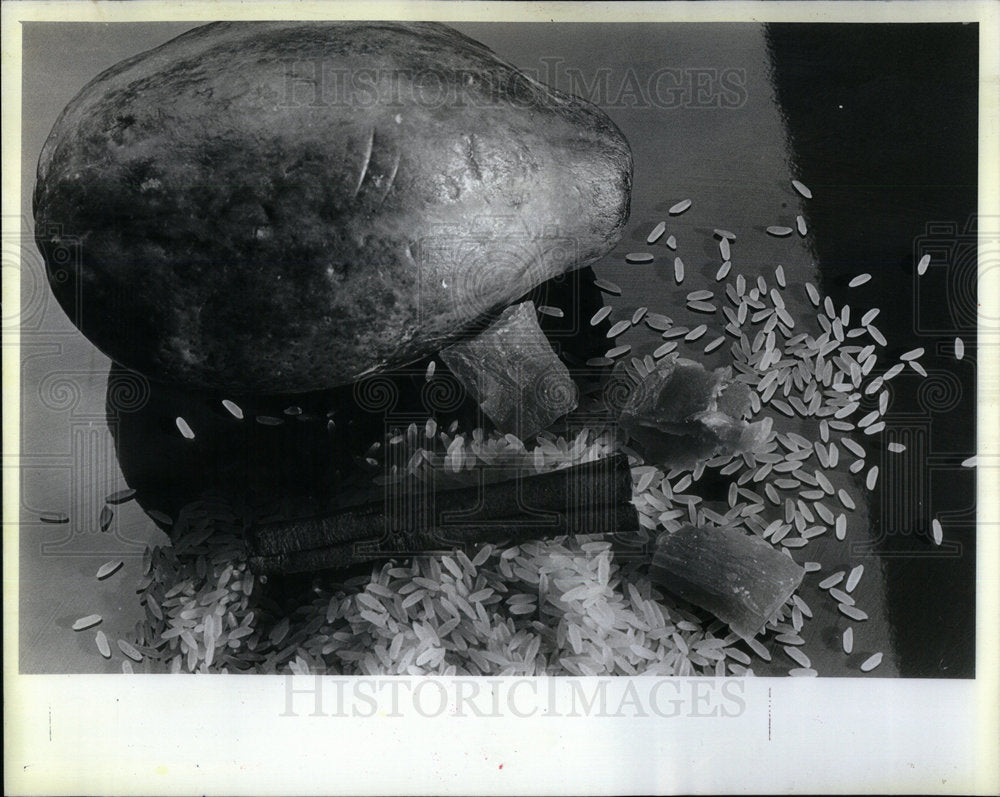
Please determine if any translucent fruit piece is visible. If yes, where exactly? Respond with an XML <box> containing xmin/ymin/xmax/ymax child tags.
<box><xmin>650</xmin><ymin>524</ymin><xmax>805</xmax><ymax>639</ymax></box>
<box><xmin>618</xmin><ymin>355</ymin><xmax>766</xmax><ymax>468</ymax></box>
<box><xmin>439</xmin><ymin>301</ymin><xmax>578</xmax><ymax>438</ymax></box>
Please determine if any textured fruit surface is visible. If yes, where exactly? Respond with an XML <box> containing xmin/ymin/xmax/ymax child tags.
<box><xmin>34</xmin><ymin>21</ymin><xmax>632</xmax><ymax>392</ymax></box>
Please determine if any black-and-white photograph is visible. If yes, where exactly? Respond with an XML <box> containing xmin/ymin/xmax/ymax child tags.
<box><xmin>5</xmin><ymin>2</ymin><xmax>998</xmax><ymax>794</ymax></box>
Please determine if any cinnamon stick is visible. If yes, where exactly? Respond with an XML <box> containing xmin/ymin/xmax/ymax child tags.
<box><xmin>248</xmin><ymin>453</ymin><xmax>638</xmax><ymax>575</ymax></box>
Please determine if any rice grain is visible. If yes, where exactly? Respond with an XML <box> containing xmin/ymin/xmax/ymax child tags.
<box><xmin>791</xmin><ymin>179</ymin><xmax>813</xmax><ymax>199</ymax></box>
<box><xmin>607</xmin><ymin>320</ymin><xmax>632</xmax><ymax>338</ymax></box>
<box><xmin>594</xmin><ymin>278</ymin><xmax>622</xmax><ymax>296</ymax></box>
<box><xmin>221</xmin><ymin>399</ymin><xmax>244</xmax><ymax>419</ymax></box>
<box><xmin>838</xmin><ymin>604</ymin><xmax>868</xmax><ymax>621</ymax></box>
<box><xmin>118</xmin><ymin>639</ymin><xmax>143</xmax><ymax>662</ymax></box>
<box><xmin>95</xmin><ymin>630</ymin><xmax>111</xmax><ymax>658</ymax></box>
<box><xmin>73</xmin><ymin>614</ymin><xmax>102</xmax><ymax>631</ymax></box>
<box><xmin>96</xmin><ymin>560</ymin><xmax>123</xmax><ymax>580</ymax></box>
<box><xmin>860</xmin><ymin>652</ymin><xmax>883</xmax><ymax>672</ymax></box>
<box><xmin>590</xmin><ymin>305</ymin><xmax>613</xmax><ymax>325</ymax></box>
<box><xmin>175</xmin><ymin>417</ymin><xmax>195</xmax><ymax>439</ymax></box>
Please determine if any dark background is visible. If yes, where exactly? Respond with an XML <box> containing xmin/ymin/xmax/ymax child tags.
<box><xmin>767</xmin><ymin>23</ymin><xmax>978</xmax><ymax>676</ymax></box>
<box><xmin>19</xmin><ymin>22</ymin><xmax>978</xmax><ymax>676</ymax></box>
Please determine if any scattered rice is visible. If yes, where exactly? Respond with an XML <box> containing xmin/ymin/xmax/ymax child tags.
<box><xmin>653</xmin><ymin>341</ymin><xmax>678</xmax><ymax>358</ymax></box>
<box><xmin>888</xmin><ymin>443</ymin><xmax>905</xmax><ymax>453</ymax></box>
<box><xmin>900</xmin><ymin>347</ymin><xmax>924</xmax><ymax>361</ymax></box>
<box><xmin>917</xmin><ymin>254</ymin><xmax>930</xmax><ymax>275</ymax></box>
<box><xmin>625</xmin><ymin>252</ymin><xmax>655</xmax><ymax>264</ymax></box>
<box><xmin>788</xmin><ymin>667</ymin><xmax>817</xmax><ymax>677</ymax></box>
<box><xmin>72</xmin><ymin>614</ymin><xmax>102</xmax><ymax>631</ymax></box>
<box><xmin>845</xmin><ymin>565</ymin><xmax>864</xmax><ymax>592</ymax></box>
<box><xmin>954</xmin><ymin>337</ymin><xmax>965</xmax><ymax>360</ymax></box>
<box><xmin>95</xmin><ymin>630</ymin><xmax>111</xmax><ymax>658</ymax></box>
<box><xmin>175</xmin><ymin>417</ymin><xmax>195</xmax><ymax>439</ymax></box>
<box><xmin>669</xmin><ymin>199</ymin><xmax>692</xmax><ymax>215</ymax></box>
<box><xmin>95</xmin><ymin>560</ymin><xmax>123</xmax><ymax>580</ymax></box>
<box><xmin>100</xmin><ymin>505</ymin><xmax>113</xmax><ymax>532</ymax></box>
<box><xmin>816</xmin><ymin>572</ymin><xmax>846</xmax><ymax>594</ymax></box>
<box><xmin>860</xmin><ymin>652</ymin><xmax>883</xmax><ymax>672</ymax></box>
<box><xmin>720</xmin><ymin>238</ymin><xmax>731</xmax><ymax>261</ymax></box>
<box><xmin>665</xmin><ymin>235</ymin><xmax>677</xmax><ymax>250</ymax></box>
<box><xmin>838</xmin><ymin>604</ymin><xmax>868</xmax><ymax>621</ymax></box>
<box><xmin>842</xmin><ymin>438</ymin><xmax>865</xmax><ymax>458</ymax></box>
<box><xmin>105</xmin><ymin>488</ymin><xmax>136</xmax><ymax>505</ymax></box>
<box><xmin>766</xmin><ymin>226</ymin><xmax>793</xmax><ymax>237</ymax></box>
<box><xmin>591</xmin><ymin>306</ymin><xmax>613</xmax><ymax>325</ymax></box>
<box><xmin>221</xmin><ymin>399</ymin><xmax>244</xmax><ymax>419</ymax></box>
<box><xmin>594</xmin><ymin>278</ymin><xmax>622</xmax><ymax>295</ymax></box>
<box><xmin>843</xmin><ymin>627</ymin><xmax>853</xmax><ymax>654</ymax></box>
<box><xmin>537</xmin><ymin>305</ymin><xmax>564</xmax><ymax>318</ymax></box>
<box><xmin>791</xmin><ymin>179</ymin><xmax>813</xmax><ymax>199</ymax></box>
<box><xmin>865</xmin><ymin>466</ymin><xmax>879</xmax><ymax>490</ymax></box>
<box><xmin>118</xmin><ymin>639</ymin><xmax>143</xmax><ymax>662</ymax></box>
<box><xmin>703</xmin><ymin>336</ymin><xmax>725</xmax><ymax>354</ymax></box>
<box><xmin>607</xmin><ymin>319</ymin><xmax>632</xmax><ymax>338</ymax></box>
<box><xmin>77</xmin><ymin>186</ymin><xmax>934</xmax><ymax>679</ymax></box>
<box><xmin>645</xmin><ymin>312</ymin><xmax>672</xmax><ymax>331</ymax></box>
<box><xmin>931</xmin><ymin>519</ymin><xmax>943</xmax><ymax>546</ymax></box>
<box><xmin>848</xmin><ymin>274</ymin><xmax>872</xmax><ymax>288</ymax></box>
<box><xmin>796</xmin><ymin>215</ymin><xmax>808</xmax><ymax>236</ymax></box>
<box><xmin>784</xmin><ymin>646</ymin><xmax>811</xmax><ymax>668</ymax></box>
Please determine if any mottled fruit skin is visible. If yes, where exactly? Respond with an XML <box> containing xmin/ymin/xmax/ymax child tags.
<box><xmin>34</xmin><ymin>21</ymin><xmax>632</xmax><ymax>392</ymax></box>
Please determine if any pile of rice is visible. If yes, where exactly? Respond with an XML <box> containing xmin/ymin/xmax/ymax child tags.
<box><xmin>101</xmin><ymin>189</ymin><xmax>942</xmax><ymax>676</ymax></box>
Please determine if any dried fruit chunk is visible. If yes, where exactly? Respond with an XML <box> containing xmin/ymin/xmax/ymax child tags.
<box><xmin>650</xmin><ymin>524</ymin><xmax>805</xmax><ymax>640</ymax></box>
<box><xmin>618</xmin><ymin>356</ymin><xmax>768</xmax><ymax>469</ymax></box>
<box><xmin>439</xmin><ymin>301</ymin><xmax>578</xmax><ymax>439</ymax></box>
